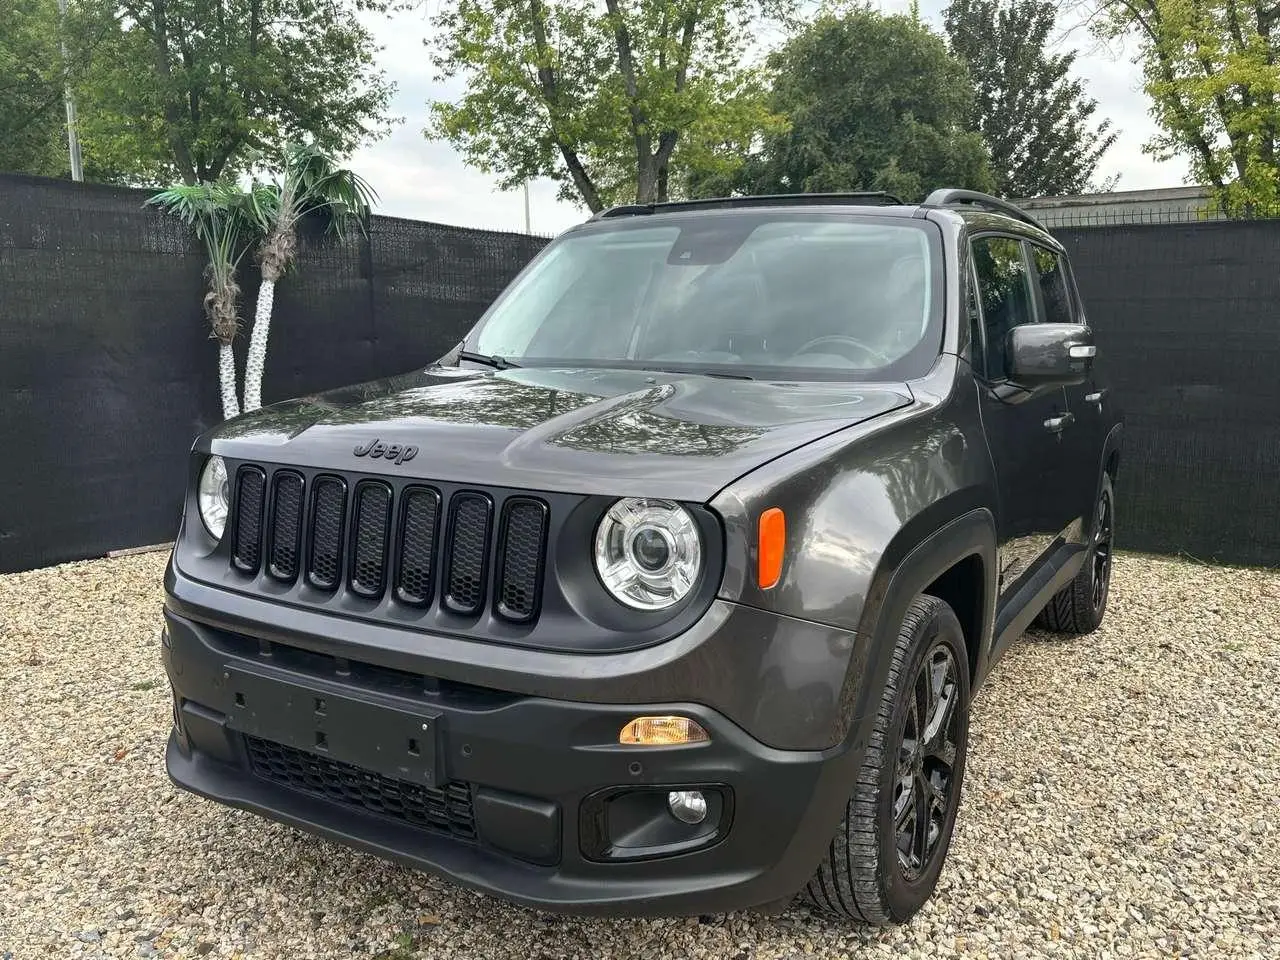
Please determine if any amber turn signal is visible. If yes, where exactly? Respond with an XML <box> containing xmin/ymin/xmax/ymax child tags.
<box><xmin>758</xmin><ymin>507</ymin><xmax>786</xmax><ymax>589</ymax></box>
<box><xmin>618</xmin><ymin>716</ymin><xmax>710</xmax><ymax>746</ymax></box>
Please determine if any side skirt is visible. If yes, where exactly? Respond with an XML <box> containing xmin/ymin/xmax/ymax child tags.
<box><xmin>990</xmin><ymin>542</ymin><xmax>1087</xmax><ymax>664</ymax></box>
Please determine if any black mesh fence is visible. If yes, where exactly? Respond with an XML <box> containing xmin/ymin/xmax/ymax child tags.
<box><xmin>1</xmin><ymin>174</ymin><xmax>1278</xmax><ymax>573</ymax></box>
<box><xmin>0</xmin><ymin>174</ymin><xmax>549</xmax><ymax>573</ymax></box>
<box><xmin>1054</xmin><ymin>220</ymin><xmax>1280</xmax><ymax>567</ymax></box>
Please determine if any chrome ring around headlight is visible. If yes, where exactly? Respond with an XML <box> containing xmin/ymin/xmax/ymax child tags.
<box><xmin>593</xmin><ymin>498</ymin><xmax>702</xmax><ymax>610</ymax></box>
<box><xmin>197</xmin><ymin>455</ymin><xmax>230</xmax><ymax>540</ymax></box>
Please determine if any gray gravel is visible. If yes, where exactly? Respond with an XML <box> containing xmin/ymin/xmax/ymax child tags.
<box><xmin>1</xmin><ymin>551</ymin><xmax>1277</xmax><ymax>959</ymax></box>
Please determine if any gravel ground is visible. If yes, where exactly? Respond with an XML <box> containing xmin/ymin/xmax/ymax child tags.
<box><xmin>1</xmin><ymin>552</ymin><xmax>1277</xmax><ymax>960</ymax></box>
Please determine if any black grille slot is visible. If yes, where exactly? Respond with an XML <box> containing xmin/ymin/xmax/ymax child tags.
<box><xmin>268</xmin><ymin>472</ymin><xmax>304</xmax><ymax>582</ymax></box>
<box><xmin>396</xmin><ymin>487</ymin><xmax>441</xmax><ymax>606</ymax></box>
<box><xmin>496</xmin><ymin>498</ymin><xmax>548</xmax><ymax>622</ymax></box>
<box><xmin>349</xmin><ymin>481</ymin><xmax>392</xmax><ymax>599</ymax></box>
<box><xmin>245</xmin><ymin>736</ymin><xmax>475</xmax><ymax>839</ymax></box>
<box><xmin>444</xmin><ymin>493</ymin><xmax>493</xmax><ymax>615</ymax></box>
<box><xmin>233</xmin><ymin>467</ymin><xmax>266</xmax><ymax>573</ymax></box>
<box><xmin>307</xmin><ymin>476</ymin><xmax>347</xmax><ymax>590</ymax></box>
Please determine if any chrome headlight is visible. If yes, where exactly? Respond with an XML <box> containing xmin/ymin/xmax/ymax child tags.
<box><xmin>593</xmin><ymin>498</ymin><xmax>702</xmax><ymax>610</ymax></box>
<box><xmin>197</xmin><ymin>455</ymin><xmax>230</xmax><ymax>540</ymax></box>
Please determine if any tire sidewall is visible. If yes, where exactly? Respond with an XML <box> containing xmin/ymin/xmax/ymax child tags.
<box><xmin>878</xmin><ymin>602</ymin><xmax>972</xmax><ymax>922</ymax></box>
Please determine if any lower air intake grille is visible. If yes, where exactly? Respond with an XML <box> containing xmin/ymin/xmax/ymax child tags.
<box><xmin>245</xmin><ymin>736</ymin><xmax>476</xmax><ymax>839</ymax></box>
<box><xmin>233</xmin><ymin>467</ymin><xmax>266</xmax><ymax>573</ymax></box>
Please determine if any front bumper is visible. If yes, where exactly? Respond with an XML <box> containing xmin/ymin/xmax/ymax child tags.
<box><xmin>162</xmin><ymin>608</ymin><xmax>863</xmax><ymax>916</ymax></box>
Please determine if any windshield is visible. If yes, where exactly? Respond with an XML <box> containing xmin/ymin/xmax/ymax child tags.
<box><xmin>469</xmin><ymin>213</ymin><xmax>942</xmax><ymax>380</ymax></box>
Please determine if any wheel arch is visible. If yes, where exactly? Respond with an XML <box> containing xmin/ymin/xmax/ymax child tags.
<box><xmin>838</xmin><ymin>506</ymin><xmax>998</xmax><ymax>741</ymax></box>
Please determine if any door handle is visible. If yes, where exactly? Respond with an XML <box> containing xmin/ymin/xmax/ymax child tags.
<box><xmin>1044</xmin><ymin>413</ymin><xmax>1075</xmax><ymax>433</ymax></box>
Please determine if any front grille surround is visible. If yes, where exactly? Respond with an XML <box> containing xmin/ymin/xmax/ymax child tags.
<box><xmin>225</xmin><ymin>462</ymin><xmax>550</xmax><ymax>629</ymax></box>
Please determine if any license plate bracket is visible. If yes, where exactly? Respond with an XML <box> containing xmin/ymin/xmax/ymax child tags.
<box><xmin>224</xmin><ymin>666</ymin><xmax>443</xmax><ymax>787</ymax></box>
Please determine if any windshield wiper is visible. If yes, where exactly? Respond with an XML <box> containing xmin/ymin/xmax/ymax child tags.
<box><xmin>458</xmin><ymin>350</ymin><xmax>520</xmax><ymax>370</ymax></box>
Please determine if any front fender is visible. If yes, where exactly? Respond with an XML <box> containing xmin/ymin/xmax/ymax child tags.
<box><xmin>712</xmin><ymin>362</ymin><xmax>998</xmax><ymax>748</ymax></box>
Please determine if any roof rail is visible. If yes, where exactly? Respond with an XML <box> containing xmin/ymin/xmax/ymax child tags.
<box><xmin>591</xmin><ymin>192</ymin><xmax>904</xmax><ymax>220</ymax></box>
<box><xmin>922</xmin><ymin>188</ymin><xmax>1047</xmax><ymax>231</ymax></box>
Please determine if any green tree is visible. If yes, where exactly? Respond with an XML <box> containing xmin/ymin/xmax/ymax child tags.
<box><xmin>0</xmin><ymin>0</ymin><xmax>114</xmax><ymax>176</ymax></box>
<box><xmin>148</xmin><ymin>182</ymin><xmax>260</xmax><ymax>418</ymax></box>
<box><xmin>1098</xmin><ymin>0</ymin><xmax>1280</xmax><ymax>213</ymax></box>
<box><xmin>73</xmin><ymin>0</ymin><xmax>396</xmax><ymax>186</ymax></box>
<box><xmin>945</xmin><ymin>0</ymin><xmax>1116</xmax><ymax>197</ymax></box>
<box><xmin>426</xmin><ymin>0</ymin><xmax>789</xmax><ymax>212</ymax></box>
<box><xmin>241</xmin><ymin>143</ymin><xmax>376</xmax><ymax>412</ymax></box>
<box><xmin>739</xmin><ymin>6</ymin><xmax>994</xmax><ymax>199</ymax></box>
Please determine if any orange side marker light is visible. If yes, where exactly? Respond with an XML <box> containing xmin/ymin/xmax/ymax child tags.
<box><xmin>758</xmin><ymin>507</ymin><xmax>786</xmax><ymax>589</ymax></box>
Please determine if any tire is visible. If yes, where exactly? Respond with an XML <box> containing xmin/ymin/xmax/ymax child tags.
<box><xmin>801</xmin><ymin>594</ymin><xmax>971</xmax><ymax>926</ymax></box>
<box><xmin>1036</xmin><ymin>474</ymin><xmax>1115</xmax><ymax>635</ymax></box>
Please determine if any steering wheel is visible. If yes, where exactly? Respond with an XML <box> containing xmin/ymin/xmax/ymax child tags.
<box><xmin>793</xmin><ymin>335</ymin><xmax>891</xmax><ymax>367</ymax></box>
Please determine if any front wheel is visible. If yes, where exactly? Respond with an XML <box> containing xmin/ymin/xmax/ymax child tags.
<box><xmin>802</xmin><ymin>594</ymin><xmax>971</xmax><ymax>925</ymax></box>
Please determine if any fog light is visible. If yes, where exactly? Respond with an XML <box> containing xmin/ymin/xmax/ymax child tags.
<box><xmin>619</xmin><ymin>716</ymin><xmax>709</xmax><ymax>746</ymax></box>
<box><xmin>667</xmin><ymin>790</ymin><xmax>708</xmax><ymax>824</ymax></box>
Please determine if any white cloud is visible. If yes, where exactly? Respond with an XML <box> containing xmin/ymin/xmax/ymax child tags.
<box><xmin>350</xmin><ymin>1</ymin><xmax>1191</xmax><ymax>232</ymax></box>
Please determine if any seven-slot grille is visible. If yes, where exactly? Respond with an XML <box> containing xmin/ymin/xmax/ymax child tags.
<box><xmin>228</xmin><ymin>464</ymin><xmax>548</xmax><ymax>624</ymax></box>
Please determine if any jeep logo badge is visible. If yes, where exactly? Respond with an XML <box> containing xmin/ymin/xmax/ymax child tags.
<box><xmin>353</xmin><ymin>438</ymin><xmax>419</xmax><ymax>465</ymax></box>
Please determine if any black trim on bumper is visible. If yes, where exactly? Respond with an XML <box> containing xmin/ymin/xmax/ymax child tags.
<box><xmin>162</xmin><ymin>609</ymin><xmax>864</xmax><ymax>916</ymax></box>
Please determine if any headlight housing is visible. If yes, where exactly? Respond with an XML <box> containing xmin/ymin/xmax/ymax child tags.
<box><xmin>593</xmin><ymin>498</ymin><xmax>702</xmax><ymax>610</ymax></box>
<box><xmin>197</xmin><ymin>455</ymin><xmax>230</xmax><ymax>540</ymax></box>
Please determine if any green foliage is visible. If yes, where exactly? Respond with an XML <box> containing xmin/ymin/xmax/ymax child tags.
<box><xmin>0</xmin><ymin>0</ymin><xmax>114</xmax><ymax>176</ymax></box>
<box><xmin>72</xmin><ymin>0</ymin><xmax>397</xmax><ymax>186</ymax></box>
<box><xmin>147</xmin><ymin>181</ymin><xmax>259</xmax><ymax>342</ymax></box>
<box><xmin>426</xmin><ymin>0</ymin><xmax>791</xmax><ymax>212</ymax></box>
<box><xmin>735</xmin><ymin>5</ymin><xmax>994</xmax><ymax>200</ymax></box>
<box><xmin>247</xmin><ymin>142</ymin><xmax>378</xmax><ymax>280</ymax></box>
<box><xmin>945</xmin><ymin>0</ymin><xmax>1116</xmax><ymax>197</ymax></box>
<box><xmin>1098</xmin><ymin>0</ymin><xmax>1280</xmax><ymax>214</ymax></box>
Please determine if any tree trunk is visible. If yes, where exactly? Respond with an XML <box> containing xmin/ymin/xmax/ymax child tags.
<box><xmin>636</xmin><ymin>156</ymin><xmax>659</xmax><ymax>203</ymax></box>
<box><xmin>243</xmin><ymin>277</ymin><xmax>275</xmax><ymax>412</ymax></box>
<box><xmin>219</xmin><ymin>342</ymin><xmax>240</xmax><ymax>419</ymax></box>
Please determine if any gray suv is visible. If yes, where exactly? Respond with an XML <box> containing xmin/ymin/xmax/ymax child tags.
<box><xmin>162</xmin><ymin>189</ymin><xmax>1122</xmax><ymax>925</ymax></box>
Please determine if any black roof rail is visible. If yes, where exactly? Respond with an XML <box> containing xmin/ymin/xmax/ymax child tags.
<box><xmin>922</xmin><ymin>188</ymin><xmax>1047</xmax><ymax>231</ymax></box>
<box><xmin>591</xmin><ymin>192</ymin><xmax>904</xmax><ymax>220</ymax></box>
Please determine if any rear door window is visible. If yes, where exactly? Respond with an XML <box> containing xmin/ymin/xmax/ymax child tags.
<box><xmin>1030</xmin><ymin>245</ymin><xmax>1076</xmax><ymax>326</ymax></box>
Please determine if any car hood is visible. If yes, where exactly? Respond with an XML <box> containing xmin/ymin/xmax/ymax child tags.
<box><xmin>207</xmin><ymin>366</ymin><xmax>914</xmax><ymax>501</ymax></box>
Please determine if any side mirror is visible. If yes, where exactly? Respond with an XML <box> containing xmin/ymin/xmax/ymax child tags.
<box><xmin>1006</xmin><ymin>323</ymin><xmax>1095</xmax><ymax>387</ymax></box>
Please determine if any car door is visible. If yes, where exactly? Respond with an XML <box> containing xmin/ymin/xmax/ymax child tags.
<box><xmin>1027</xmin><ymin>243</ymin><xmax>1103</xmax><ymax>539</ymax></box>
<box><xmin>968</xmin><ymin>234</ymin><xmax>1078</xmax><ymax>599</ymax></box>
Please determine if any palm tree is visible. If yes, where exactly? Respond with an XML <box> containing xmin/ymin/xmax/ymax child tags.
<box><xmin>147</xmin><ymin>182</ymin><xmax>258</xmax><ymax>419</ymax></box>
<box><xmin>242</xmin><ymin>143</ymin><xmax>376</xmax><ymax>412</ymax></box>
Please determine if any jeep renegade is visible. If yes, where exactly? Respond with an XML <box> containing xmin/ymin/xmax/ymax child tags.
<box><xmin>162</xmin><ymin>189</ymin><xmax>1122</xmax><ymax>925</ymax></box>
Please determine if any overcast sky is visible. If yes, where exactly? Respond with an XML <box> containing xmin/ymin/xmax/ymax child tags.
<box><xmin>349</xmin><ymin>0</ymin><xmax>1191</xmax><ymax>236</ymax></box>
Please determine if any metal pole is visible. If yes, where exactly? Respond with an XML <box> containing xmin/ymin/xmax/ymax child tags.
<box><xmin>523</xmin><ymin>181</ymin><xmax>531</xmax><ymax>234</ymax></box>
<box><xmin>57</xmin><ymin>0</ymin><xmax>84</xmax><ymax>181</ymax></box>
